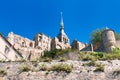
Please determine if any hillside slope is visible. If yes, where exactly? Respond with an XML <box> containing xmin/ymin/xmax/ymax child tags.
<box><xmin>0</xmin><ymin>60</ymin><xmax>120</xmax><ymax>80</ymax></box>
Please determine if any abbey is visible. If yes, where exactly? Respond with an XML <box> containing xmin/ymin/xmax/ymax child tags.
<box><xmin>0</xmin><ymin>13</ymin><xmax>119</xmax><ymax>61</ymax></box>
<box><xmin>7</xmin><ymin>13</ymin><xmax>86</xmax><ymax>60</ymax></box>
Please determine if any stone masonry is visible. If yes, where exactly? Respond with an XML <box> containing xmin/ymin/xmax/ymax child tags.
<box><xmin>7</xmin><ymin>13</ymin><xmax>86</xmax><ymax>60</ymax></box>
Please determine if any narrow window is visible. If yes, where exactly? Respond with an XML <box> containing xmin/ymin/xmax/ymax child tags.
<box><xmin>4</xmin><ymin>45</ymin><xmax>10</xmax><ymax>54</ymax></box>
<box><xmin>39</xmin><ymin>36</ymin><xmax>42</xmax><ymax>41</ymax></box>
<box><xmin>29</xmin><ymin>42</ymin><xmax>33</xmax><ymax>47</ymax></box>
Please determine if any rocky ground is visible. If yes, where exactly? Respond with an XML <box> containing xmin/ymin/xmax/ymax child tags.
<box><xmin>0</xmin><ymin>60</ymin><xmax>120</xmax><ymax>80</ymax></box>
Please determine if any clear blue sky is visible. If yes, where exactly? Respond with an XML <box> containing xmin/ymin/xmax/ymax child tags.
<box><xmin>0</xmin><ymin>0</ymin><xmax>120</xmax><ymax>43</ymax></box>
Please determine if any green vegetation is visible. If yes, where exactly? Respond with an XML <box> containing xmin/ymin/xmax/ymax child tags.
<box><xmin>44</xmin><ymin>48</ymin><xmax>77</xmax><ymax>58</ymax></box>
<box><xmin>46</xmin><ymin>71</ymin><xmax>50</xmax><ymax>75</ymax></box>
<box><xmin>20</xmin><ymin>63</ymin><xmax>32</xmax><ymax>72</ymax></box>
<box><xmin>94</xmin><ymin>64</ymin><xmax>105</xmax><ymax>72</ymax></box>
<box><xmin>39</xmin><ymin>63</ymin><xmax>48</xmax><ymax>71</ymax></box>
<box><xmin>31</xmin><ymin>57</ymin><xmax>52</xmax><ymax>62</ymax></box>
<box><xmin>41</xmin><ymin>57</ymin><xmax>52</xmax><ymax>62</ymax></box>
<box><xmin>39</xmin><ymin>63</ymin><xmax>73</xmax><ymax>73</ymax></box>
<box><xmin>42</xmin><ymin>47</ymin><xmax>120</xmax><ymax>61</ymax></box>
<box><xmin>115</xmin><ymin>32</ymin><xmax>120</xmax><ymax>40</ymax></box>
<box><xmin>0</xmin><ymin>69</ymin><xmax>7</xmax><ymax>76</ymax></box>
<box><xmin>79</xmin><ymin>52</ymin><xmax>97</xmax><ymax>61</ymax></box>
<box><xmin>51</xmin><ymin>63</ymin><xmax>73</xmax><ymax>73</ymax></box>
<box><xmin>83</xmin><ymin>61</ymin><xmax>96</xmax><ymax>66</ymax></box>
<box><xmin>59</xmin><ymin>57</ymin><xmax>67</xmax><ymax>62</ymax></box>
<box><xmin>79</xmin><ymin>49</ymin><xmax>120</xmax><ymax>61</ymax></box>
<box><xmin>90</xmin><ymin>29</ymin><xmax>104</xmax><ymax>50</ymax></box>
<box><xmin>112</xmin><ymin>47</ymin><xmax>120</xmax><ymax>54</ymax></box>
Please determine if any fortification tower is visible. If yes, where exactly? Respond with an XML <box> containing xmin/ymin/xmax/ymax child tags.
<box><xmin>102</xmin><ymin>27</ymin><xmax>116</xmax><ymax>52</ymax></box>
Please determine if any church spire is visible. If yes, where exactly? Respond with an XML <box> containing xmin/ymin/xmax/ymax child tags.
<box><xmin>59</xmin><ymin>12</ymin><xmax>66</xmax><ymax>36</ymax></box>
<box><xmin>60</xmin><ymin>12</ymin><xmax>64</xmax><ymax>30</ymax></box>
<box><xmin>57</xmin><ymin>12</ymin><xmax>69</xmax><ymax>44</ymax></box>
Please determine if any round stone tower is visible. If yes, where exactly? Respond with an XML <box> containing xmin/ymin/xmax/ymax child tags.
<box><xmin>102</xmin><ymin>27</ymin><xmax>116</xmax><ymax>52</ymax></box>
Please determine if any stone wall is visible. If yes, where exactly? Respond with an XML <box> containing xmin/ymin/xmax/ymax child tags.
<box><xmin>71</xmin><ymin>39</ymin><xmax>85</xmax><ymax>50</ymax></box>
<box><xmin>51</xmin><ymin>37</ymin><xmax>71</xmax><ymax>50</ymax></box>
<box><xmin>34</xmin><ymin>33</ymin><xmax>52</xmax><ymax>51</ymax></box>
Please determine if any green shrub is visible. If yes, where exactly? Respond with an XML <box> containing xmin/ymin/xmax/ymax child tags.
<box><xmin>20</xmin><ymin>63</ymin><xmax>31</xmax><ymax>72</ymax></box>
<box><xmin>82</xmin><ymin>55</ymin><xmax>91</xmax><ymax>61</ymax></box>
<box><xmin>34</xmin><ymin>57</ymin><xmax>52</xmax><ymax>62</ymax></box>
<box><xmin>92</xmin><ymin>52</ymin><xmax>104</xmax><ymax>59</ymax></box>
<box><xmin>39</xmin><ymin>63</ymin><xmax>48</xmax><ymax>71</ymax></box>
<box><xmin>79</xmin><ymin>52</ymin><xmax>97</xmax><ymax>61</ymax></box>
<box><xmin>94</xmin><ymin>64</ymin><xmax>104</xmax><ymax>72</ymax></box>
<box><xmin>79</xmin><ymin>51</ymin><xmax>120</xmax><ymax>61</ymax></box>
<box><xmin>30</xmin><ymin>56</ymin><xmax>40</xmax><ymax>62</ymax></box>
<box><xmin>44</xmin><ymin>48</ymin><xmax>77</xmax><ymax>58</ymax></box>
<box><xmin>113</xmin><ymin>47</ymin><xmax>120</xmax><ymax>54</ymax></box>
<box><xmin>43</xmin><ymin>57</ymin><xmax>52</xmax><ymax>62</ymax></box>
<box><xmin>103</xmin><ymin>53</ymin><xmax>120</xmax><ymax>60</ymax></box>
<box><xmin>59</xmin><ymin>57</ymin><xmax>67</xmax><ymax>62</ymax></box>
<box><xmin>52</xmin><ymin>63</ymin><xmax>73</xmax><ymax>73</ymax></box>
<box><xmin>0</xmin><ymin>69</ymin><xmax>7</xmax><ymax>76</ymax></box>
<box><xmin>46</xmin><ymin>71</ymin><xmax>50</xmax><ymax>75</ymax></box>
<box><xmin>83</xmin><ymin>61</ymin><xmax>96</xmax><ymax>66</ymax></box>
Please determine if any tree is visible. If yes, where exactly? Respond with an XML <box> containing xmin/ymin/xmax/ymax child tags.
<box><xmin>114</xmin><ymin>32</ymin><xmax>120</xmax><ymax>40</ymax></box>
<box><xmin>90</xmin><ymin>29</ymin><xmax>104</xmax><ymax>50</ymax></box>
<box><xmin>90</xmin><ymin>28</ymin><xmax>120</xmax><ymax>50</ymax></box>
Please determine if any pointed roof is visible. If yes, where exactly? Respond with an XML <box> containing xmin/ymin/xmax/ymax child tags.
<box><xmin>60</xmin><ymin>12</ymin><xmax>64</xmax><ymax>29</ymax></box>
<box><xmin>58</xmin><ymin>12</ymin><xmax>68</xmax><ymax>37</ymax></box>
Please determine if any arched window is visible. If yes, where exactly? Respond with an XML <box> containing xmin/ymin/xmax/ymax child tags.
<box><xmin>29</xmin><ymin>42</ymin><xmax>33</xmax><ymax>47</ymax></box>
<box><xmin>4</xmin><ymin>45</ymin><xmax>10</xmax><ymax>54</ymax></box>
<box><xmin>39</xmin><ymin>36</ymin><xmax>42</xmax><ymax>41</ymax></box>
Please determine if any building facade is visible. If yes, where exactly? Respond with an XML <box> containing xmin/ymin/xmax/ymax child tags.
<box><xmin>0</xmin><ymin>33</ymin><xmax>22</xmax><ymax>61</ymax></box>
<box><xmin>7</xmin><ymin>32</ymin><xmax>43</xmax><ymax>59</ymax></box>
<box><xmin>5</xmin><ymin>15</ymin><xmax>120</xmax><ymax>61</ymax></box>
<box><xmin>7</xmin><ymin>13</ymin><xmax>78</xmax><ymax>60</ymax></box>
<box><xmin>71</xmin><ymin>39</ymin><xmax>86</xmax><ymax>51</ymax></box>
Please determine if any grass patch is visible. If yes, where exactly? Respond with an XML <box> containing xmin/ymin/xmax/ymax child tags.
<box><xmin>94</xmin><ymin>64</ymin><xmax>104</xmax><ymax>72</ymax></box>
<box><xmin>83</xmin><ymin>61</ymin><xmax>96</xmax><ymax>66</ymax></box>
<box><xmin>39</xmin><ymin>63</ymin><xmax>49</xmax><ymax>71</ymax></box>
<box><xmin>39</xmin><ymin>63</ymin><xmax>73</xmax><ymax>73</ymax></box>
<box><xmin>79</xmin><ymin>50</ymin><xmax>120</xmax><ymax>61</ymax></box>
<box><xmin>0</xmin><ymin>69</ymin><xmax>7</xmax><ymax>76</ymax></box>
<box><xmin>44</xmin><ymin>48</ymin><xmax>78</xmax><ymax>59</ymax></box>
<box><xmin>20</xmin><ymin>63</ymin><xmax>31</xmax><ymax>72</ymax></box>
<box><xmin>51</xmin><ymin>63</ymin><xmax>73</xmax><ymax>73</ymax></box>
<box><xmin>59</xmin><ymin>57</ymin><xmax>67</xmax><ymax>62</ymax></box>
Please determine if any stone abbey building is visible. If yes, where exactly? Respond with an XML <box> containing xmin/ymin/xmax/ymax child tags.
<box><xmin>7</xmin><ymin>13</ymin><xmax>86</xmax><ymax>60</ymax></box>
<box><xmin>1</xmin><ymin>13</ymin><xmax>119</xmax><ymax>61</ymax></box>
